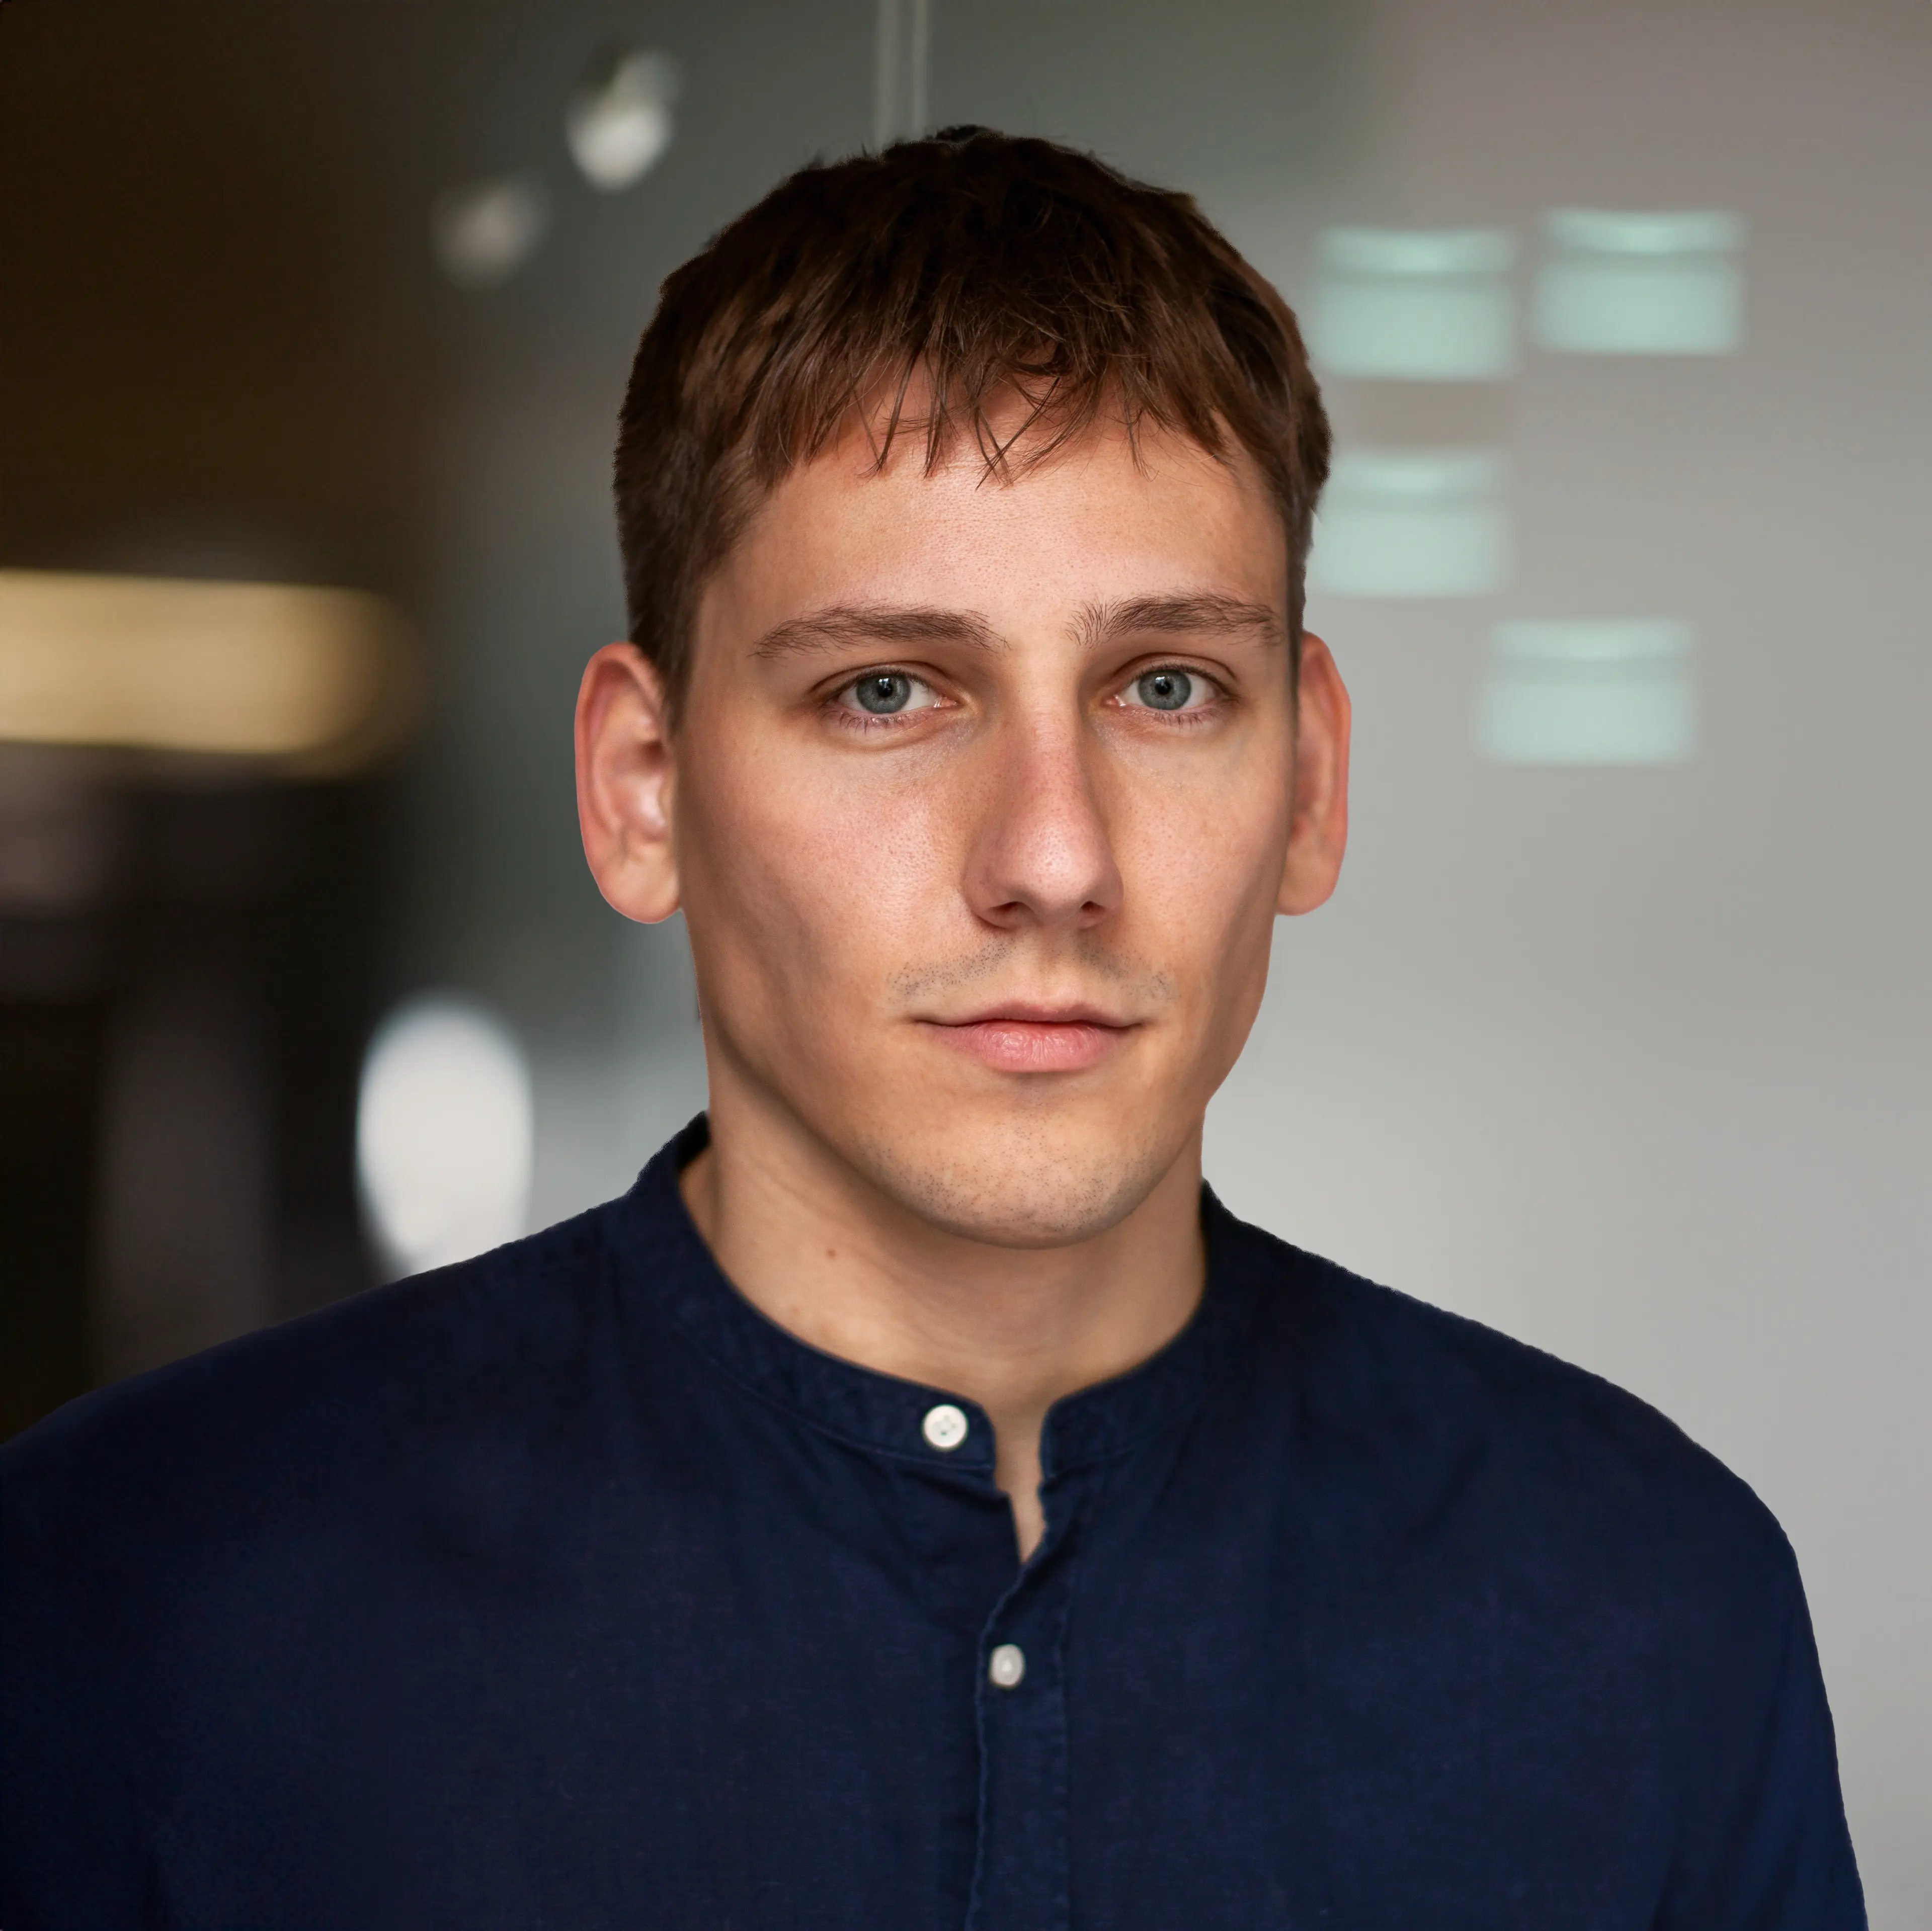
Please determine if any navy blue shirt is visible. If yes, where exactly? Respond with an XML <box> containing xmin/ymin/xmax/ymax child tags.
<box><xmin>4</xmin><ymin>1118</ymin><xmax>1863</xmax><ymax>1926</ymax></box>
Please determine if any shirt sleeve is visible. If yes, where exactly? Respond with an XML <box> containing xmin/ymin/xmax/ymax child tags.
<box><xmin>1654</xmin><ymin>1524</ymin><xmax>1866</xmax><ymax>1929</ymax></box>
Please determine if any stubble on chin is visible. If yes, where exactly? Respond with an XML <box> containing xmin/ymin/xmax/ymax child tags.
<box><xmin>849</xmin><ymin>1102</ymin><xmax>1184</xmax><ymax>1250</ymax></box>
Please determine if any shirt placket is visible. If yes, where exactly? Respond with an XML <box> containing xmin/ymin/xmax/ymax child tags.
<box><xmin>963</xmin><ymin>1462</ymin><xmax>1101</xmax><ymax>1931</ymax></box>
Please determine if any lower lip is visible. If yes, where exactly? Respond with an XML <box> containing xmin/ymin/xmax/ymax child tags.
<box><xmin>924</xmin><ymin>1019</ymin><xmax>1131</xmax><ymax>1073</ymax></box>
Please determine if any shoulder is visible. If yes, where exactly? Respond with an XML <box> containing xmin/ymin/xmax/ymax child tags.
<box><xmin>1213</xmin><ymin>1203</ymin><xmax>1799</xmax><ymax>1597</ymax></box>
<box><xmin>0</xmin><ymin>1203</ymin><xmax>632</xmax><ymax>1918</ymax></box>
<box><xmin>2</xmin><ymin>1200</ymin><xmax>625</xmax><ymax>1576</ymax></box>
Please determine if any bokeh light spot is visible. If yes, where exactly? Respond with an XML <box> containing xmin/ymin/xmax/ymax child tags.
<box><xmin>357</xmin><ymin>995</ymin><xmax>533</xmax><ymax>1278</ymax></box>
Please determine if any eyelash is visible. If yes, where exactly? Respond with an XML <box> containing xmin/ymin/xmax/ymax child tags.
<box><xmin>823</xmin><ymin>667</ymin><xmax>944</xmax><ymax>733</ymax></box>
<box><xmin>820</xmin><ymin>661</ymin><xmax>1232</xmax><ymax>732</ymax></box>
<box><xmin>1116</xmin><ymin>662</ymin><xmax>1229</xmax><ymax>724</ymax></box>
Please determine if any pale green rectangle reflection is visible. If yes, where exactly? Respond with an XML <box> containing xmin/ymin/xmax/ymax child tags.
<box><xmin>1309</xmin><ymin>449</ymin><xmax>1509</xmax><ymax>598</ymax></box>
<box><xmin>1535</xmin><ymin>210</ymin><xmax>1745</xmax><ymax>355</ymax></box>
<box><xmin>1311</xmin><ymin>228</ymin><xmax>1517</xmax><ymax>381</ymax></box>
<box><xmin>1475</xmin><ymin>620</ymin><xmax>1697</xmax><ymax>765</ymax></box>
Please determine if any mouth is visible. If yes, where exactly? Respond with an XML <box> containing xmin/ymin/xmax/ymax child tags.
<box><xmin>917</xmin><ymin>1003</ymin><xmax>1138</xmax><ymax>1074</ymax></box>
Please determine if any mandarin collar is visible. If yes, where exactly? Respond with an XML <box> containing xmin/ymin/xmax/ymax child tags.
<box><xmin>608</xmin><ymin>1115</ymin><xmax>1261</xmax><ymax>1483</ymax></box>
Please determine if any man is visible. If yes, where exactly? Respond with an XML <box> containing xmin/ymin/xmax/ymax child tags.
<box><xmin>3</xmin><ymin>130</ymin><xmax>1862</xmax><ymax>1927</ymax></box>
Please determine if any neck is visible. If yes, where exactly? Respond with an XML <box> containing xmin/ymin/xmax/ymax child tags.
<box><xmin>679</xmin><ymin>1079</ymin><xmax>1207</xmax><ymax>1560</ymax></box>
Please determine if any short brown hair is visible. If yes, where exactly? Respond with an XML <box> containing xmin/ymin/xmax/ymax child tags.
<box><xmin>614</xmin><ymin>127</ymin><xmax>1329</xmax><ymax>710</ymax></box>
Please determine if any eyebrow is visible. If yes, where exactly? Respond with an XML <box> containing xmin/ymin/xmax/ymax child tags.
<box><xmin>751</xmin><ymin>605</ymin><xmax>999</xmax><ymax>658</ymax></box>
<box><xmin>748</xmin><ymin>592</ymin><xmax>1284</xmax><ymax>662</ymax></box>
<box><xmin>1076</xmin><ymin>595</ymin><xmax>1285</xmax><ymax>651</ymax></box>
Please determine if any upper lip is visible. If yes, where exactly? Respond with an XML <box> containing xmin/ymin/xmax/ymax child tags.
<box><xmin>927</xmin><ymin>1002</ymin><xmax>1136</xmax><ymax>1029</ymax></box>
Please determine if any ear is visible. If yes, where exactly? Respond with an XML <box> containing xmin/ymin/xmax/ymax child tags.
<box><xmin>1277</xmin><ymin>631</ymin><xmax>1351</xmax><ymax>916</ymax></box>
<box><xmin>576</xmin><ymin>642</ymin><xmax>681</xmax><ymax>923</ymax></box>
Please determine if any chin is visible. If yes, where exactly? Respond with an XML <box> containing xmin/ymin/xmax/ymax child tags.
<box><xmin>851</xmin><ymin>1108</ymin><xmax>1183</xmax><ymax>1249</ymax></box>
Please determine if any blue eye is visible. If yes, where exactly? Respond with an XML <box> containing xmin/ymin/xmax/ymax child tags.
<box><xmin>834</xmin><ymin>669</ymin><xmax>942</xmax><ymax>721</ymax></box>
<box><xmin>853</xmin><ymin>673</ymin><xmax>913</xmax><ymax>714</ymax></box>
<box><xmin>1135</xmin><ymin>668</ymin><xmax>1193</xmax><ymax>711</ymax></box>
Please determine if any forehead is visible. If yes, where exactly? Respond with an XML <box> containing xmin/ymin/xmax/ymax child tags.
<box><xmin>701</xmin><ymin>411</ymin><xmax>1288</xmax><ymax>641</ymax></box>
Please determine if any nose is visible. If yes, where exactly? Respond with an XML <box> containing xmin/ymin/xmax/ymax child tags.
<box><xmin>963</xmin><ymin>715</ymin><xmax>1123</xmax><ymax>934</ymax></box>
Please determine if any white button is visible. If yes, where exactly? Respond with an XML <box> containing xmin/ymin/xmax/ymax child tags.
<box><xmin>921</xmin><ymin>1403</ymin><xmax>969</xmax><ymax>1451</ymax></box>
<box><xmin>988</xmin><ymin>1643</ymin><xmax>1026</xmax><ymax>1690</ymax></box>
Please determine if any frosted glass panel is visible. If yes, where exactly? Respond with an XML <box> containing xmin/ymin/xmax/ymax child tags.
<box><xmin>1311</xmin><ymin>228</ymin><xmax>1517</xmax><ymax>380</ymax></box>
<box><xmin>1535</xmin><ymin>210</ymin><xmax>1745</xmax><ymax>355</ymax></box>
<box><xmin>1310</xmin><ymin>449</ymin><xmax>1509</xmax><ymax>598</ymax></box>
<box><xmin>1474</xmin><ymin>620</ymin><xmax>1697</xmax><ymax>765</ymax></box>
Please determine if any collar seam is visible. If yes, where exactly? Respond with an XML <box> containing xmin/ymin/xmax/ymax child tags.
<box><xmin>1043</xmin><ymin>1376</ymin><xmax>1222</xmax><ymax>1478</ymax></box>
<box><xmin>614</xmin><ymin>1221</ymin><xmax>1004</xmax><ymax>1475</ymax></box>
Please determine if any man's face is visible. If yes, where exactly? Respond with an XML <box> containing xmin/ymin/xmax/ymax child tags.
<box><xmin>600</xmin><ymin>410</ymin><xmax>1347</xmax><ymax>1246</ymax></box>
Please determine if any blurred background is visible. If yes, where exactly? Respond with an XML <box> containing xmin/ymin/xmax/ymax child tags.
<box><xmin>2</xmin><ymin>0</ymin><xmax>1926</xmax><ymax>1913</ymax></box>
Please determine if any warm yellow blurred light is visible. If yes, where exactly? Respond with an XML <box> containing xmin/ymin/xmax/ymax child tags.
<box><xmin>0</xmin><ymin>570</ymin><xmax>419</xmax><ymax>773</ymax></box>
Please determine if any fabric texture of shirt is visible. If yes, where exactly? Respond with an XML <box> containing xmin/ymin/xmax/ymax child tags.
<box><xmin>3</xmin><ymin>1116</ymin><xmax>1864</xmax><ymax>1927</ymax></box>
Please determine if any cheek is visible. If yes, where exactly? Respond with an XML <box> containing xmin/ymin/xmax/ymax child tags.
<box><xmin>676</xmin><ymin>736</ymin><xmax>965</xmax><ymax>1004</ymax></box>
<box><xmin>1109</xmin><ymin>748</ymin><xmax>1292</xmax><ymax>974</ymax></box>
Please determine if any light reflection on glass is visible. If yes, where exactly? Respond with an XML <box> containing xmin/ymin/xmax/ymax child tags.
<box><xmin>1310</xmin><ymin>449</ymin><xmax>1510</xmax><ymax>599</ymax></box>
<box><xmin>1311</xmin><ymin>228</ymin><xmax>1518</xmax><ymax>381</ymax></box>
<box><xmin>1536</xmin><ymin>210</ymin><xmax>1745</xmax><ymax>356</ymax></box>
<box><xmin>1474</xmin><ymin>620</ymin><xmax>1698</xmax><ymax>765</ymax></box>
